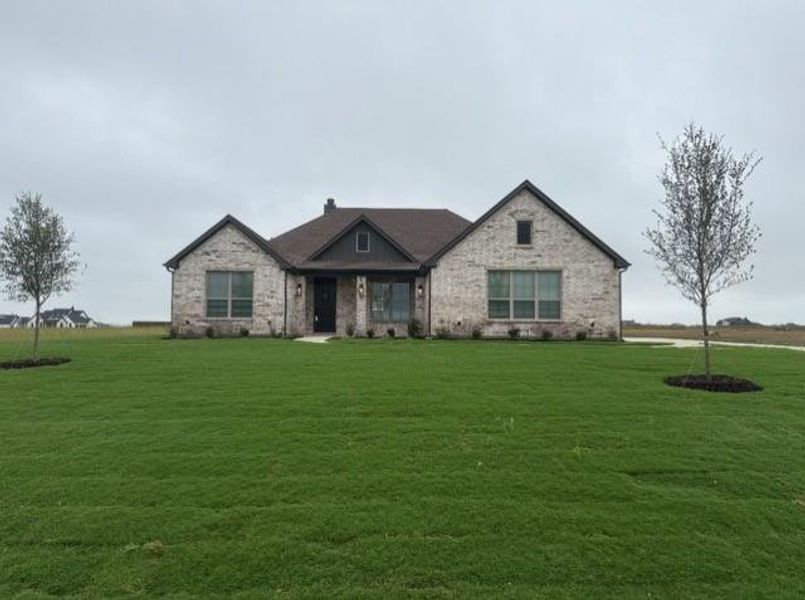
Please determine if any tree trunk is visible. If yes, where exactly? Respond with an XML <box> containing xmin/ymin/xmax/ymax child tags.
<box><xmin>33</xmin><ymin>300</ymin><xmax>41</xmax><ymax>362</ymax></box>
<box><xmin>700</xmin><ymin>301</ymin><xmax>711</xmax><ymax>380</ymax></box>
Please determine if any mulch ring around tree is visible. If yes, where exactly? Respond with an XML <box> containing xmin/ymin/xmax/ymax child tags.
<box><xmin>664</xmin><ymin>374</ymin><xmax>762</xmax><ymax>393</ymax></box>
<box><xmin>0</xmin><ymin>357</ymin><xmax>71</xmax><ymax>370</ymax></box>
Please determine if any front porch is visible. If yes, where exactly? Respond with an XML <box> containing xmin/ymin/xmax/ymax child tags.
<box><xmin>286</xmin><ymin>272</ymin><xmax>429</xmax><ymax>337</ymax></box>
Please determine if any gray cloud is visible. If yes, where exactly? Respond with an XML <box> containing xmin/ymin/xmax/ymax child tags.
<box><xmin>1</xmin><ymin>0</ymin><xmax>802</xmax><ymax>324</ymax></box>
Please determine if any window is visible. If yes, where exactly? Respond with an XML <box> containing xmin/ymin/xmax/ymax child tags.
<box><xmin>206</xmin><ymin>271</ymin><xmax>253</xmax><ymax>318</ymax></box>
<box><xmin>512</xmin><ymin>272</ymin><xmax>535</xmax><ymax>318</ymax></box>
<box><xmin>487</xmin><ymin>270</ymin><xmax>561</xmax><ymax>320</ymax></box>
<box><xmin>487</xmin><ymin>271</ymin><xmax>510</xmax><ymax>318</ymax></box>
<box><xmin>356</xmin><ymin>231</ymin><xmax>370</xmax><ymax>253</ymax></box>
<box><xmin>516</xmin><ymin>220</ymin><xmax>532</xmax><ymax>245</ymax></box>
<box><xmin>537</xmin><ymin>271</ymin><xmax>561</xmax><ymax>319</ymax></box>
<box><xmin>371</xmin><ymin>281</ymin><xmax>411</xmax><ymax>322</ymax></box>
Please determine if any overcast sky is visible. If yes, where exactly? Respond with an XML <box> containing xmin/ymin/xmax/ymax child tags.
<box><xmin>1</xmin><ymin>1</ymin><xmax>802</xmax><ymax>325</ymax></box>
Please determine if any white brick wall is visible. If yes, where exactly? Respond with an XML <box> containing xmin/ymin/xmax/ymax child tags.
<box><xmin>430</xmin><ymin>189</ymin><xmax>622</xmax><ymax>339</ymax></box>
<box><xmin>171</xmin><ymin>224</ymin><xmax>286</xmax><ymax>335</ymax></box>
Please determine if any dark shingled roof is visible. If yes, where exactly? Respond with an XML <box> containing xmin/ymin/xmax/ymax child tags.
<box><xmin>163</xmin><ymin>181</ymin><xmax>630</xmax><ymax>272</ymax></box>
<box><xmin>39</xmin><ymin>308</ymin><xmax>93</xmax><ymax>325</ymax></box>
<box><xmin>267</xmin><ymin>208</ymin><xmax>471</xmax><ymax>266</ymax></box>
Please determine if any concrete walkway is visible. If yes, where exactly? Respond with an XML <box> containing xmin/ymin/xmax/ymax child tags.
<box><xmin>295</xmin><ymin>335</ymin><xmax>333</xmax><ymax>344</ymax></box>
<box><xmin>624</xmin><ymin>337</ymin><xmax>805</xmax><ymax>353</ymax></box>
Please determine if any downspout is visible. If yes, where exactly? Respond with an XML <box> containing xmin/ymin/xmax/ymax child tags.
<box><xmin>167</xmin><ymin>266</ymin><xmax>176</xmax><ymax>326</ymax></box>
<box><xmin>427</xmin><ymin>268</ymin><xmax>433</xmax><ymax>338</ymax></box>
<box><xmin>618</xmin><ymin>268</ymin><xmax>624</xmax><ymax>341</ymax></box>
<box><xmin>283</xmin><ymin>270</ymin><xmax>288</xmax><ymax>337</ymax></box>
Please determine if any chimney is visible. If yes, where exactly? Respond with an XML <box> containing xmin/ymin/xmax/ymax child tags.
<box><xmin>324</xmin><ymin>197</ymin><xmax>336</xmax><ymax>214</ymax></box>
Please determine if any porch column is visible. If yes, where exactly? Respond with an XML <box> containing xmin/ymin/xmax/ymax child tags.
<box><xmin>355</xmin><ymin>275</ymin><xmax>367</xmax><ymax>336</ymax></box>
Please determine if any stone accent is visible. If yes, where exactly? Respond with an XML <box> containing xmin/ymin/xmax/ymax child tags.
<box><xmin>171</xmin><ymin>224</ymin><xmax>285</xmax><ymax>336</ymax></box>
<box><xmin>355</xmin><ymin>275</ymin><xmax>368</xmax><ymax>336</ymax></box>
<box><xmin>335</xmin><ymin>276</ymin><xmax>356</xmax><ymax>336</ymax></box>
<box><xmin>429</xmin><ymin>188</ymin><xmax>621</xmax><ymax>339</ymax></box>
<box><xmin>285</xmin><ymin>273</ymin><xmax>306</xmax><ymax>336</ymax></box>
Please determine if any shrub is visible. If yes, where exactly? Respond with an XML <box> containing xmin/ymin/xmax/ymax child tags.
<box><xmin>205</xmin><ymin>325</ymin><xmax>216</xmax><ymax>338</ymax></box>
<box><xmin>435</xmin><ymin>326</ymin><xmax>450</xmax><ymax>339</ymax></box>
<box><xmin>387</xmin><ymin>328</ymin><xmax>396</xmax><ymax>338</ymax></box>
<box><xmin>407</xmin><ymin>318</ymin><xmax>423</xmax><ymax>338</ymax></box>
<box><xmin>471</xmin><ymin>326</ymin><xmax>482</xmax><ymax>340</ymax></box>
<box><xmin>346</xmin><ymin>323</ymin><xmax>355</xmax><ymax>337</ymax></box>
<box><xmin>508</xmin><ymin>326</ymin><xmax>520</xmax><ymax>340</ymax></box>
<box><xmin>168</xmin><ymin>326</ymin><xmax>178</xmax><ymax>339</ymax></box>
<box><xmin>541</xmin><ymin>329</ymin><xmax>553</xmax><ymax>341</ymax></box>
<box><xmin>239</xmin><ymin>326</ymin><xmax>250</xmax><ymax>337</ymax></box>
<box><xmin>575</xmin><ymin>330</ymin><xmax>588</xmax><ymax>341</ymax></box>
<box><xmin>366</xmin><ymin>327</ymin><xmax>375</xmax><ymax>339</ymax></box>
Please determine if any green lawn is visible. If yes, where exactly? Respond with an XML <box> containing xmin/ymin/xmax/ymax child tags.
<box><xmin>1</xmin><ymin>330</ymin><xmax>804</xmax><ymax>599</ymax></box>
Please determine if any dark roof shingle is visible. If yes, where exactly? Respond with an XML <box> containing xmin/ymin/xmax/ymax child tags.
<box><xmin>267</xmin><ymin>208</ymin><xmax>471</xmax><ymax>265</ymax></box>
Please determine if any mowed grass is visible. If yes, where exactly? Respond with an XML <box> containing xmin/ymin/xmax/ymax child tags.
<box><xmin>1</xmin><ymin>330</ymin><xmax>804</xmax><ymax>599</ymax></box>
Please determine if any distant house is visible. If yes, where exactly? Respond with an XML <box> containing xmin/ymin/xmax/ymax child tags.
<box><xmin>716</xmin><ymin>316</ymin><xmax>754</xmax><ymax>327</ymax></box>
<box><xmin>0</xmin><ymin>314</ymin><xmax>21</xmax><ymax>328</ymax></box>
<box><xmin>28</xmin><ymin>307</ymin><xmax>97</xmax><ymax>328</ymax></box>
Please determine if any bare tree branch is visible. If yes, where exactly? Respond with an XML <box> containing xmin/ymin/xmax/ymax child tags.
<box><xmin>644</xmin><ymin>123</ymin><xmax>761</xmax><ymax>378</ymax></box>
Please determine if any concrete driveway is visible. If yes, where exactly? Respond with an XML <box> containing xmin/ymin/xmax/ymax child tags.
<box><xmin>624</xmin><ymin>337</ymin><xmax>805</xmax><ymax>352</ymax></box>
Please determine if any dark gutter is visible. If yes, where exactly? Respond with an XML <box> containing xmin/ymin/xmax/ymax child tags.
<box><xmin>290</xmin><ymin>267</ymin><xmax>422</xmax><ymax>277</ymax></box>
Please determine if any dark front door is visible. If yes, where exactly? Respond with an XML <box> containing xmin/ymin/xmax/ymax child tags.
<box><xmin>313</xmin><ymin>277</ymin><xmax>337</xmax><ymax>333</ymax></box>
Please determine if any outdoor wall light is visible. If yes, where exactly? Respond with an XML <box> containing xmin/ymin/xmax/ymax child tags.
<box><xmin>295</xmin><ymin>283</ymin><xmax>303</xmax><ymax>297</ymax></box>
<box><xmin>417</xmin><ymin>284</ymin><xmax>424</xmax><ymax>296</ymax></box>
<box><xmin>358</xmin><ymin>282</ymin><xmax>365</xmax><ymax>297</ymax></box>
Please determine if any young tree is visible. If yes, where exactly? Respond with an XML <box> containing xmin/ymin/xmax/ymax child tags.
<box><xmin>645</xmin><ymin>123</ymin><xmax>761</xmax><ymax>379</ymax></box>
<box><xmin>0</xmin><ymin>192</ymin><xmax>81</xmax><ymax>360</ymax></box>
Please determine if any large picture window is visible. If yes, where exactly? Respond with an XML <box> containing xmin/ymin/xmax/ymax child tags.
<box><xmin>487</xmin><ymin>270</ymin><xmax>561</xmax><ymax>320</ymax></box>
<box><xmin>206</xmin><ymin>271</ymin><xmax>253</xmax><ymax>318</ymax></box>
<box><xmin>371</xmin><ymin>281</ymin><xmax>411</xmax><ymax>322</ymax></box>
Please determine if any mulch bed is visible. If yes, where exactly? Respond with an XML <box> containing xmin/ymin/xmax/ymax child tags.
<box><xmin>0</xmin><ymin>357</ymin><xmax>71</xmax><ymax>370</ymax></box>
<box><xmin>664</xmin><ymin>374</ymin><xmax>762</xmax><ymax>393</ymax></box>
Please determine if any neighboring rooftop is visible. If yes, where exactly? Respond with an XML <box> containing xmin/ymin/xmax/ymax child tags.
<box><xmin>40</xmin><ymin>307</ymin><xmax>93</xmax><ymax>325</ymax></box>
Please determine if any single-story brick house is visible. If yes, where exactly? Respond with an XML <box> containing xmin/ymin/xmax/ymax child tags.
<box><xmin>164</xmin><ymin>180</ymin><xmax>630</xmax><ymax>338</ymax></box>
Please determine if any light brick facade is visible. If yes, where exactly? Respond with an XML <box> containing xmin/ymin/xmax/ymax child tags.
<box><xmin>167</xmin><ymin>184</ymin><xmax>625</xmax><ymax>339</ymax></box>
<box><xmin>170</xmin><ymin>224</ymin><xmax>286</xmax><ymax>336</ymax></box>
<box><xmin>429</xmin><ymin>188</ymin><xmax>622</xmax><ymax>339</ymax></box>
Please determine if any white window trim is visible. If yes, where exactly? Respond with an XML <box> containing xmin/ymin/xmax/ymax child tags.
<box><xmin>486</xmin><ymin>268</ymin><xmax>563</xmax><ymax>322</ymax></box>
<box><xmin>356</xmin><ymin>231</ymin><xmax>370</xmax><ymax>253</ymax></box>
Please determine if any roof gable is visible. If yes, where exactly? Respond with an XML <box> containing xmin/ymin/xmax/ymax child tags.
<box><xmin>267</xmin><ymin>208</ymin><xmax>470</xmax><ymax>266</ymax></box>
<box><xmin>164</xmin><ymin>214</ymin><xmax>289</xmax><ymax>269</ymax></box>
<box><xmin>308</xmin><ymin>216</ymin><xmax>416</xmax><ymax>263</ymax></box>
<box><xmin>426</xmin><ymin>180</ymin><xmax>630</xmax><ymax>269</ymax></box>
